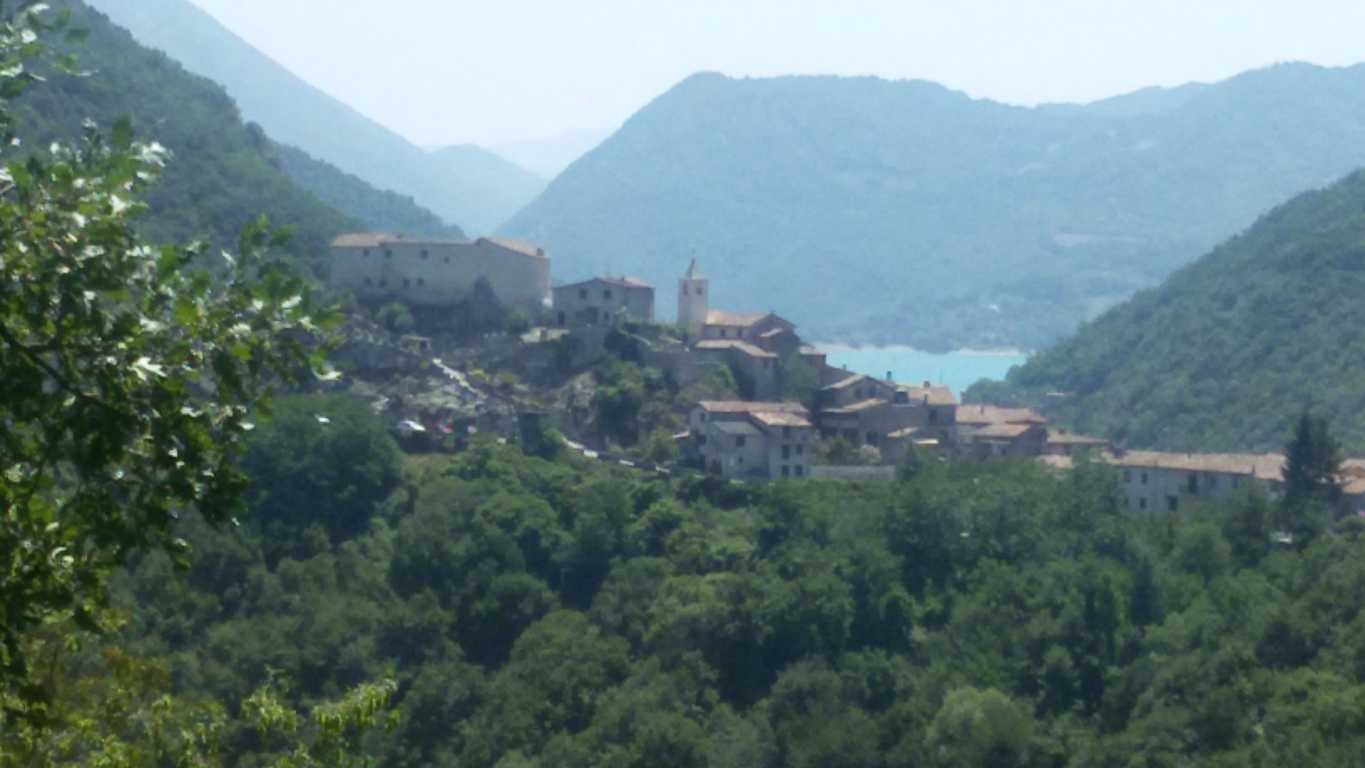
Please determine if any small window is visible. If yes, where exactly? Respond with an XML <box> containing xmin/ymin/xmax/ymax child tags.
<box><xmin>783</xmin><ymin>427</ymin><xmax>791</xmax><ymax>438</ymax></box>
<box><xmin>421</xmin><ymin>249</ymin><xmax>429</xmax><ymax>260</ymax></box>
<box><xmin>604</xmin><ymin>289</ymin><xmax>613</xmax><ymax>300</ymax></box>
<box><xmin>1124</xmin><ymin>470</ymin><xmax>1132</xmax><ymax>483</ymax></box>
<box><xmin>1188</xmin><ymin>474</ymin><xmax>1199</xmax><ymax>494</ymax></box>
<box><xmin>1167</xmin><ymin>496</ymin><xmax>1178</xmax><ymax>512</ymax></box>
<box><xmin>1141</xmin><ymin>472</ymin><xmax>1148</xmax><ymax>485</ymax></box>
<box><xmin>378</xmin><ymin>278</ymin><xmax>388</xmax><ymax>288</ymax></box>
<box><xmin>417</xmin><ymin>277</ymin><xmax>425</xmax><ymax>287</ymax></box>
<box><xmin>697</xmin><ymin>286</ymin><xmax>704</xmax><ymax>296</ymax></box>
<box><xmin>929</xmin><ymin>410</ymin><xmax>939</xmax><ymax>425</ymax></box>
<box><xmin>1233</xmin><ymin>476</ymin><xmax>1242</xmax><ymax>488</ymax></box>
<box><xmin>866</xmin><ymin>431</ymin><xmax>878</xmax><ymax>445</ymax></box>
<box><xmin>1139</xmin><ymin>497</ymin><xmax>1148</xmax><ymax>510</ymax></box>
<box><xmin>735</xmin><ymin>436</ymin><xmax>746</xmax><ymax>448</ymax></box>
<box><xmin>782</xmin><ymin>445</ymin><xmax>791</xmax><ymax>460</ymax></box>
<box><xmin>363</xmin><ymin>277</ymin><xmax>373</xmax><ymax>286</ymax></box>
<box><xmin>362</xmin><ymin>248</ymin><xmax>370</xmax><ymax>257</ymax></box>
<box><xmin>384</xmin><ymin>249</ymin><xmax>393</xmax><ymax>259</ymax></box>
<box><xmin>444</xmin><ymin>255</ymin><xmax>451</xmax><ymax>264</ymax></box>
<box><xmin>795</xmin><ymin>465</ymin><xmax>804</xmax><ymax>477</ymax></box>
<box><xmin>796</xmin><ymin>445</ymin><xmax>804</xmax><ymax>456</ymax></box>
<box><xmin>579</xmin><ymin>288</ymin><xmax>588</xmax><ymax>300</ymax></box>
<box><xmin>781</xmin><ymin>465</ymin><xmax>790</xmax><ymax>478</ymax></box>
<box><xmin>403</xmin><ymin>278</ymin><xmax>411</xmax><ymax>288</ymax></box>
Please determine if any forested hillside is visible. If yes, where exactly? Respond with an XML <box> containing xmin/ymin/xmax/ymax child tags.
<box><xmin>969</xmin><ymin>169</ymin><xmax>1365</xmax><ymax>454</ymax></box>
<box><xmin>19</xmin><ymin>0</ymin><xmax>354</xmax><ymax>262</ymax></box>
<box><xmin>272</xmin><ymin>142</ymin><xmax>465</xmax><ymax>239</ymax></box>
<box><xmin>88</xmin><ymin>0</ymin><xmax>545</xmax><ymax>233</ymax></box>
<box><xmin>504</xmin><ymin>67</ymin><xmax>1365</xmax><ymax>349</ymax></box>
<box><xmin>55</xmin><ymin>394</ymin><xmax>1365</xmax><ymax>766</ymax></box>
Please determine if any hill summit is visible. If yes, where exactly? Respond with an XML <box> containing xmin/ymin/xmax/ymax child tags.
<box><xmin>504</xmin><ymin>66</ymin><xmax>1365</xmax><ymax>349</ymax></box>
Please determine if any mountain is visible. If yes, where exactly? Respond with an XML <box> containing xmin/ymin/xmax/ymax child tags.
<box><xmin>272</xmin><ymin>143</ymin><xmax>463</xmax><ymax>239</ymax></box>
<box><xmin>503</xmin><ymin>66</ymin><xmax>1365</xmax><ymax>350</ymax></box>
<box><xmin>492</xmin><ymin>128</ymin><xmax>611</xmax><ymax>178</ymax></box>
<box><xmin>969</xmin><ymin>168</ymin><xmax>1365</xmax><ymax>453</ymax></box>
<box><xmin>424</xmin><ymin>144</ymin><xmax>547</xmax><ymax>233</ymax></box>
<box><xmin>86</xmin><ymin>0</ymin><xmax>540</xmax><ymax>233</ymax></box>
<box><xmin>24</xmin><ymin>1</ymin><xmax>355</xmax><ymax>263</ymax></box>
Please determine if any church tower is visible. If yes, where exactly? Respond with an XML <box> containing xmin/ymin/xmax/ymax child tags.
<box><xmin>678</xmin><ymin>259</ymin><xmax>709</xmax><ymax>338</ymax></box>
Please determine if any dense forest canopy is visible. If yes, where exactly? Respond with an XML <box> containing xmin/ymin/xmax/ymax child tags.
<box><xmin>970</xmin><ymin>168</ymin><xmax>1365</xmax><ymax>454</ymax></box>
<box><xmin>504</xmin><ymin>67</ymin><xmax>1365</xmax><ymax>349</ymax></box>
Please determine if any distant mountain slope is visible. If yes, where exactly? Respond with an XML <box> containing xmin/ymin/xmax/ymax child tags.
<box><xmin>971</xmin><ymin>169</ymin><xmax>1365</xmax><ymax>453</ymax></box>
<box><xmin>272</xmin><ymin>144</ymin><xmax>464</xmax><ymax>239</ymax></box>
<box><xmin>425</xmin><ymin>145</ymin><xmax>546</xmax><ymax>233</ymax></box>
<box><xmin>87</xmin><ymin>0</ymin><xmax>541</xmax><ymax>233</ymax></box>
<box><xmin>26</xmin><ymin>1</ymin><xmax>353</xmax><ymax>262</ymax></box>
<box><xmin>503</xmin><ymin>66</ymin><xmax>1365</xmax><ymax>349</ymax></box>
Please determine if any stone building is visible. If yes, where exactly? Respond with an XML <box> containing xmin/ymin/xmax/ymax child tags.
<box><xmin>956</xmin><ymin>404</ymin><xmax>1048</xmax><ymax>457</ymax></box>
<box><xmin>553</xmin><ymin>277</ymin><xmax>654</xmax><ymax>328</ymax></box>
<box><xmin>815</xmin><ymin>375</ymin><xmax>957</xmax><ymax>454</ymax></box>
<box><xmin>689</xmin><ymin>401</ymin><xmax>814</xmax><ymax>480</ymax></box>
<box><xmin>1107</xmin><ymin>451</ymin><xmax>1285</xmax><ymax>514</ymax></box>
<box><xmin>678</xmin><ymin>260</ymin><xmax>710</xmax><ymax>337</ymax></box>
<box><xmin>329</xmin><ymin>233</ymin><xmax>550</xmax><ymax>310</ymax></box>
<box><xmin>694</xmin><ymin>340</ymin><xmax>780</xmax><ymax>399</ymax></box>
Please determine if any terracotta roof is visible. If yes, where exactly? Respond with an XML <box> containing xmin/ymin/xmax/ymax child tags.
<box><xmin>823</xmin><ymin>374</ymin><xmax>876</xmax><ymax>392</ymax></box>
<box><xmin>973</xmin><ymin>422</ymin><xmax>1039</xmax><ymax>439</ymax></box>
<box><xmin>332</xmin><ymin>233</ymin><xmax>395</xmax><ymax>248</ymax></box>
<box><xmin>1107</xmin><ymin>451</ymin><xmax>1285</xmax><ymax>482</ymax></box>
<box><xmin>751</xmin><ymin>411</ymin><xmax>814</xmax><ymax>429</ymax></box>
<box><xmin>957</xmin><ymin>404</ymin><xmax>1046</xmax><ymax>426</ymax></box>
<box><xmin>799</xmin><ymin>346</ymin><xmax>825</xmax><ymax>356</ymax></box>
<box><xmin>705</xmin><ymin>310</ymin><xmax>767</xmax><ymax>328</ymax></box>
<box><xmin>557</xmin><ymin>276</ymin><xmax>653</xmax><ymax>291</ymax></box>
<box><xmin>822</xmin><ymin>398</ymin><xmax>885</xmax><ymax>416</ymax></box>
<box><xmin>759</xmin><ymin>327</ymin><xmax>794</xmax><ymax>339</ymax></box>
<box><xmin>1343</xmin><ymin>476</ymin><xmax>1365</xmax><ymax>497</ymax></box>
<box><xmin>897</xmin><ymin>384</ymin><xmax>957</xmax><ymax>407</ymax></box>
<box><xmin>697</xmin><ymin>401</ymin><xmax>808</xmax><ymax>415</ymax></box>
<box><xmin>694</xmin><ymin>339</ymin><xmax>777</xmax><ymax>359</ymax></box>
<box><xmin>478</xmin><ymin>237</ymin><xmax>548</xmax><ymax>260</ymax></box>
<box><xmin>1046</xmin><ymin>429</ymin><xmax>1109</xmax><ymax>446</ymax></box>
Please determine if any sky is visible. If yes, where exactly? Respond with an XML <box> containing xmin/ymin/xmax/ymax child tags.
<box><xmin>186</xmin><ymin>0</ymin><xmax>1365</xmax><ymax>149</ymax></box>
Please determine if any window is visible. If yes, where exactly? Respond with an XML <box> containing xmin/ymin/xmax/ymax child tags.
<box><xmin>1167</xmin><ymin>496</ymin><xmax>1179</xmax><ymax>512</ymax></box>
<box><xmin>929</xmin><ymin>410</ymin><xmax>939</xmax><ymax>425</ymax></box>
<box><xmin>1141</xmin><ymin>472</ymin><xmax>1148</xmax><ymax>485</ymax></box>
<box><xmin>796</xmin><ymin>445</ymin><xmax>804</xmax><ymax>456</ymax></box>
<box><xmin>378</xmin><ymin>278</ymin><xmax>388</xmax><ymax>288</ymax></box>
<box><xmin>735</xmin><ymin>436</ymin><xmax>746</xmax><ymax>448</ymax></box>
<box><xmin>1139</xmin><ymin>497</ymin><xmax>1148</xmax><ymax>511</ymax></box>
<box><xmin>720</xmin><ymin>329</ymin><xmax>728</xmax><ymax>338</ymax></box>
<box><xmin>362</xmin><ymin>248</ymin><xmax>370</xmax><ymax>257</ymax></box>
<box><xmin>604</xmin><ymin>289</ymin><xmax>613</xmax><ymax>300</ymax></box>
<box><xmin>1124</xmin><ymin>470</ymin><xmax>1132</xmax><ymax>483</ymax></box>
<box><xmin>444</xmin><ymin>255</ymin><xmax>451</xmax><ymax>264</ymax></box>
<box><xmin>421</xmin><ymin>249</ymin><xmax>429</xmax><ymax>260</ymax></box>
<box><xmin>363</xmin><ymin>277</ymin><xmax>373</xmax><ymax>286</ymax></box>
<box><xmin>782</xmin><ymin>465</ymin><xmax>790</xmax><ymax>478</ymax></box>
<box><xmin>866</xmin><ymin>432</ymin><xmax>878</xmax><ymax>445</ymax></box>
<box><xmin>384</xmin><ymin>249</ymin><xmax>393</xmax><ymax>259</ymax></box>
<box><xmin>783</xmin><ymin>427</ymin><xmax>791</xmax><ymax>438</ymax></box>
<box><xmin>403</xmin><ymin>278</ymin><xmax>411</xmax><ymax>288</ymax></box>
<box><xmin>579</xmin><ymin>288</ymin><xmax>588</xmax><ymax>300</ymax></box>
<box><xmin>417</xmin><ymin>277</ymin><xmax>425</xmax><ymax>287</ymax></box>
<box><xmin>1187</xmin><ymin>474</ymin><xmax>1198</xmax><ymax>494</ymax></box>
<box><xmin>795</xmin><ymin>465</ymin><xmax>804</xmax><ymax>477</ymax></box>
<box><xmin>782</xmin><ymin>445</ymin><xmax>791</xmax><ymax>460</ymax></box>
<box><xmin>1233</xmin><ymin>476</ymin><xmax>1242</xmax><ymax>489</ymax></box>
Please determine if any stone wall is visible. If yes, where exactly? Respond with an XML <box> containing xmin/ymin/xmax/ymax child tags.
<box><xmin>331</xmin><ymin>238</ymin><xmax>549</xmax><ymax>310</ymax></box>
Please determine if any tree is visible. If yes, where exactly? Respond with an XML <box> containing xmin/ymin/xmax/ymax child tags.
<box><xmin>1281</xmin><ymin>411</ymin><xmax>1343</xmax><ymax>531</ymax></box>
<box><xmin>0</xmin><ymin>5</ymin><xmax>334</xmax><ymax>713</ymax></box>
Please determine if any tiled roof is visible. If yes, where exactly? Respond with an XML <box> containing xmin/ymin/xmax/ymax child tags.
<box><xmin>973</xmin><ymin>422</ymin><xmax>1039</xmax><ymax>439</ymax></box>
<box><xmin>556</xmin><ymin>276</ymin><xmax>653</xmax><ymax>291</ymax></box>
<box><xmin>705</xmin><ymin>310</ymin><xmax>768</xmax><ymax>328</ymax></box>
<box><xmin>821</xmin><ymin>398</ymin><xmax>885</xmax><ymax>416</ymax></box>
<box><xmin>478</xmin><ymin>237</ymin><xmax>548</xmax><ymax>260</ymax></box>
<box><xmin>957</xmin><ymin>404</ymin><xmax>1047</xmax><ymax>425</ymax></box>
<box><xmin>823</xmin><ymin>374</ymin><xmax>868</xmax><ymax>391</ymax></box>
<box><xmin>898</xmin><ymin>384</ymin><xmax>957</xmax><ymax>407</ymax></box>
<box><xmin>694</xmin><ymin>339</ymin><xmax>777</xmax><ymax>359</ymax></box>
<box><xmin>1107</xmin><ymin>451</ymin><xmax>1285</xmax><ymax>482</ymax></box>
<box><xmin>799</xmin><ymin>346</ymin><xmax>825</xmax><ymax>356</ymax></box>
<box><xmin>751</xmin><ymin>411</ymin><xmax>814</xmax><ymax>429</ymax></box>
<box><xmin>697</xmin><ymin>401</ymin><xmax>808</xmax><ymax>415</ymax></box>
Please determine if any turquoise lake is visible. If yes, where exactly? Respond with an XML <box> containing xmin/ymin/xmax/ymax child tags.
<box><xmin>820</xmin><ymin>345</ymin><xmax>1030</xmax><ymax>399</ymax></box>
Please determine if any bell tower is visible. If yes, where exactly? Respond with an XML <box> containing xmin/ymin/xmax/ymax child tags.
<box><xmin>678</xmin><ymin>259</ymin><xmax>709</xmax><ymax>338</ymax></box>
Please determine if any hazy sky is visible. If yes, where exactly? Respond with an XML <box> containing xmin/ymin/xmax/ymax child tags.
<box><xmin>187</xmin><ymin>0</ymin><xmax>1365</xmax><ymax>148</ymax></box>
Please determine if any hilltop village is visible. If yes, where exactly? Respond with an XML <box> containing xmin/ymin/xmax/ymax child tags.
<box><xmin>328</xmin><ymin>231</ymin><xmax>1365</xmax><ymax>518</ymax></box>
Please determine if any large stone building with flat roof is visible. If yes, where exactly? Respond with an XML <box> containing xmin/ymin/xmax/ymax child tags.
<box><xmin>330</xmin><ymin>233</ymin><xmax>550</xmax><ymax>310</ymax></box>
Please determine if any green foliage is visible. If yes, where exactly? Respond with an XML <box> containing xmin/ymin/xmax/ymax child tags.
<box><xmin>1282</xmin><ymin>412</ymin><xmax>1344</xmax><ymax>530</ymax></box>
<box><xmin>374</xmin><ymin>301</ymin><xmax>415</xmax><ymax>334</ymax></box>
<box><xmin>981</xmin><ymin>169</ymin><xmax>1365</xmax><ymax>454</ymax></box>
<box><xmin>504</xmin><ymin>66</ymin><xmax>1365</xmax><ymax>349</ymax></box>
<box><xmin>18</xmin><ymin>0</ymin><xmax>355</xmax><ymax>267</ymax></box>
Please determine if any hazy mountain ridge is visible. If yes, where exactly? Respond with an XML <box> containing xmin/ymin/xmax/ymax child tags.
<box><xmin>86</xmin><ymin>0</ymin><xmax>544</xmax><ymax>233</ymax></box>
<box><xmin>504</xmin><ymin>65</ymin><xmax>1365</xmax><ymax>349</ymax></box>
<box><xmin>970</xmin><ymin>168</ymin><xmax>1365</xmax><ymax>453</ymax></box>
<box><xmin>26</xmin><ymin>0</ymin><xmax>356</xmax><ymax>262</ymax></box>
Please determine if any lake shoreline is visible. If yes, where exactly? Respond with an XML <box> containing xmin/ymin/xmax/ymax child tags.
<box><xmin>813</xmin><ymin>342</ymin><xmax>1033</xmax><ymax>358</ymax></box>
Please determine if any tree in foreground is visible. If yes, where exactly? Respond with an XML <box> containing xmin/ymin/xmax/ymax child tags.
<box><xmin>0</xmin><ymin>3</ymin><xmax>341</xmax><ymax>718</ymax></box>
<box><xmin>1280</xmin><ymin>411</ymin><xmax>1343</xmax><ymax>535</ymax></box>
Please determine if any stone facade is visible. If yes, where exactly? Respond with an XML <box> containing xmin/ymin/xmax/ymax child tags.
<box><xmin>690</xmin><ymin>401</ymin><xmax>814</xmax><ymax>480</ymax></box>
<box><xmin>678</xmin><ymin>260</ymin><xmax>709</xmax><ymax>337</ymax></box>
<box><xmin>330</xmin><ymin>233</ymin><xmax>550</xmax><ymax>310</ymax></box>
<box><xmin>553</xmin><ymin>277</ymin><xmax>654</xmax><ymax>328</ymax></box>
